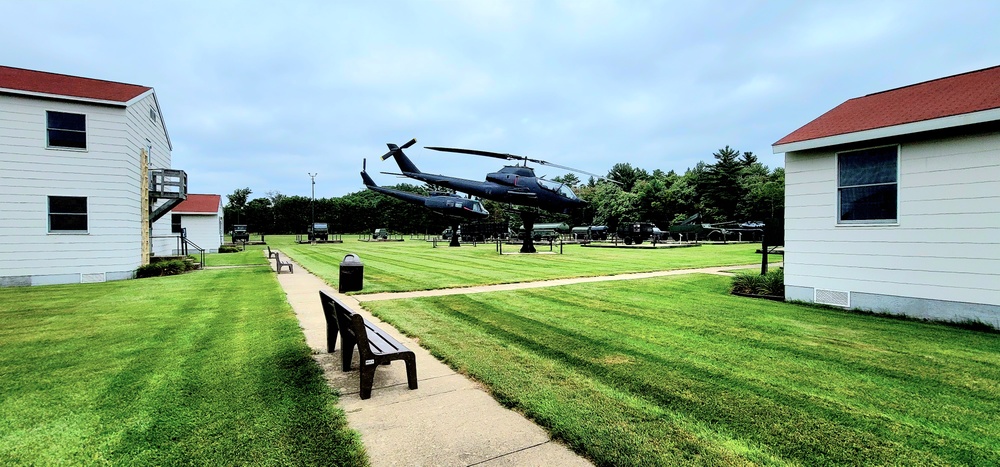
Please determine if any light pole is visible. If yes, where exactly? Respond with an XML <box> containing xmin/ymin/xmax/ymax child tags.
<box><xmin>308</xmin><ymin>173</ymin><xmax>317</xmax><ymax>242</ymax></box>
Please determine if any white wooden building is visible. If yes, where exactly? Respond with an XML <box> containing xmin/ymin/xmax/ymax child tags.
<box><xmin>0</xmin><ymin>66</ymin><xmax>186</xmax><ymax>286</ymax></box>
<box><xmin>772</xmin><ymin>65</ymin><xmax>1000</xmax><ymax>327</ymax></box>
<box><xmin>169</xmin><ymin>194</ymin><xmax>224</xmax><ymax>254</ymax></box>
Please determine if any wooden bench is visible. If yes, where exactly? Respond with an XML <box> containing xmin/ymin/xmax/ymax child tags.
<box><xmin>267</xmin><ymin>245</ymin><xmax>277</xmax><ymax>259</ymax></box>
<box><xmin>318</xmin><ymin>290</ymin><xmax>418</xmax><ymax>399</ymax></box>
<box><xmin>274</xmin><ymin>252</ymin><xmax>294</xmax><ymax>273</ymax></box>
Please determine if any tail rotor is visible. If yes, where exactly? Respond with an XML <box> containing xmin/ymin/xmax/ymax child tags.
<box><xmin>381</xmin><ymin>138</ymin><xmax>417</xmax><ymax>160</ymax></box>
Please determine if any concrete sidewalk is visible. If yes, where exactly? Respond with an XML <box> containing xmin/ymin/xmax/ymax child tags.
<box><xmin>270</xmin><ymin>249</ymin><xmax>776</xmax><ymax>466</ymax></box>
<box><xmin>269</xmin><ymin>251</ymin><xmax>592</xmax><ymax>467</ymax></box>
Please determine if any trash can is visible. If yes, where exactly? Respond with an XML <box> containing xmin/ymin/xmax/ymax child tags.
<box><xmin>339</xmin><ymin>253</ymin><xmax>364</xmax><ymax>293</ymax></box>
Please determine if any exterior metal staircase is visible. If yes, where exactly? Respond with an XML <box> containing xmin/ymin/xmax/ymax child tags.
<box><xmin>149</xmin><ymin>169</ymin><xmax>187</xmax><ymax>223</ymax></box>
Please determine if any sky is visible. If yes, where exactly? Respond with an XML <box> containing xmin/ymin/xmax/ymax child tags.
<box><xmin>3</xmin><ymin>0</ymin><xmax>999</xmax><ymax>201</ymax></box>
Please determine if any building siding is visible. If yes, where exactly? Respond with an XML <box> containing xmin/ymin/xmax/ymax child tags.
<box><xmin>0</xmin><ymin>90</ymin><xmax>173</xmax><ymax>285</ymax></box>
<box><xmin>124</xmin><ymin>93</ymin><xmax>174</xmax><ymax>256</ymax></box>
<box><xmin>784</xmin><ymin>129</ymin><xmax>1000</xmax><ymax>321</ymax></box>
<box><xmin>173</xmin><ymin>210</ymin><xmax>224</xmax><ymax>254</ymax></box>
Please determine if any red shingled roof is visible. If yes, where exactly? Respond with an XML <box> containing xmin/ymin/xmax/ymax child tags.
<box><xmin>172</xmin><ymin>194</ymin><xmax>222</xmax><ymax>214</ymax></box>
<box><xmin>775</xmin><ymin>65</ymin><xmax>1000</xmax><ymax>146</ymax></box>
<box><xmin>0</xmin><ymin>66</ymin><xmax>151</xmax><ymax>103</ymax></box>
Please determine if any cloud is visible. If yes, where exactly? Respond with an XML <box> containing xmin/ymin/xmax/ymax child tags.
<box><xmin>3</xmin><ymin>0</ymin><xmax>999</xmax><ymax>200</ymax></box>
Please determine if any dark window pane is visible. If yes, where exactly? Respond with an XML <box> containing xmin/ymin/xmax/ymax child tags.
<box><xmin>47</xmin><ymin>111</ymin><xmax>86</xmax><ymax>131</ymax></box>
<box><xmin>840</xmin><ymin>185</ymin><xmax>897</xmax><ymax>221</ymax></box>
<box><xmin>839</xmin><ymin>147</ymin><xmax>897</xmax><ymax>186</ymax></box>
<box><xmin>48</xmin><ymin>129</ymin><xmax>87</xmax><ymax>149</ymax></box>
<box><xmin>49</xmin><ymin>196</ymin><xmax>87</xmax><ymax>214</ymax></box>
<box><xmin>171</xmin><ymin>214</ymin><xmax>182</xmax><ymax>233</ymax></box>
<box><xmin>50</xmin><ymin>214</ymin><xmax>88</xmax><ymax>231</ymax></box>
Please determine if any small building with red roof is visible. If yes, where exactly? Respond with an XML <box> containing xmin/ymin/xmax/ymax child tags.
<box><xmin>169</xmin><ymin>194</ymin><xmax>224</xmax><ymax>253</ymax></box>
<box><xmin>773</xmin><ymin>65</ymin><xmax>1000</xmax><ymax>327</ymax></box>
<box><xmin>0</xmin><ymin>66</ymin><xmax>186</xmax><ymax>286</ymax></box>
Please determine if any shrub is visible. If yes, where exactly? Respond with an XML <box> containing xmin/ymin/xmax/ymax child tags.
<box><xmin>731</xmin><ymin>268</ymin><xmax>783</xmax><ymax>296</ymax></box>
<box><xmin>135</xmin><ymin>263</ymin><xmax>163</xmax><ymax>278</ymax></box>
<box><xmin>135</xmin><ymin>260</ymin><xmax>190</xmax><ymax>279</ymax></box>
<box><xmin>219</xmin><ymin>245</ymin><xmax>240</xmax><ymax>253</ymax></box>
<box><xmin>762</xmin><ymin>267</ymin><xmax>784</xmax><ymax>296</ymax></box>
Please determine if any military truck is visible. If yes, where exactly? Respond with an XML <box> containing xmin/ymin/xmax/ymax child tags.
<box><xmin>231</xmin><ymin>224</ymin><xmax>249</xmax><ymax>243</ymax></box>
<box><xmin>616</xmin><ymin>222</ymin><xmax>655</xmax><ymax>245</ymax></box>
<box><xmin>308</xmin><ymin>222</ymin><xmax>329</xmax><ymax>242</ymax></box>
<box><xmin>372</xmin><ymin>228</ymin><xmax>389</xmax><ymax>240</ymax></box>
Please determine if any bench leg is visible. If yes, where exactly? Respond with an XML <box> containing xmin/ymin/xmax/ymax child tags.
<box><xmin>341</xmin><ymin>339</ymin><xmax>356</xmax><ymax>371</ymax></box>
<box><xmin>359</xmin><ymin>363</ymin><xmax>377</xmax><ymax>400</ymax></box>
<box><xmin>326</xmin><ymin>322</ymin><xmax>338</xmax><ymax>353</ymax></box>
<box><xmin>404</xmin><ymin>353</ymin><xmax>418</xmax><ymax>390</ymax></box>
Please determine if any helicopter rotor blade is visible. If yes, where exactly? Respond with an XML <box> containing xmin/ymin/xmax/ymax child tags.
<box><xmin>427</xmin><ymin>146</ymin><xmax>549</xmax><ymax>166</ymax></box>
<box><xmin>427</xmin><ymin>146</ymin><xmax>622</xmax><ymax>184</ymax></box>
<box><xmin>379</xmin><ymin>171</ymin><xmax>408</xmax><ymax>177</ymax></box>
<box><xmin>534</xmin><ymin>160</ymin><xmax>621</xmax><ymax>184</ymax></box>
<box><xmin>401</xmin><ymin>138</ymin><xmax>417</xmax><ymax>149</ymax></box>
<box><xmin>425</xmin><ymin>146</ymin><xmax>519</xmax><ymax>161</ymax></box>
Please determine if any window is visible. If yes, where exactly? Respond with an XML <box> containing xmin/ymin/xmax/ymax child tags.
<box><xmin>838</xmin><ymin>145</ymin><xmax>898</xmax><ymax>223</ymax></box>
<box><xmin>49</xmin><ymin>196</ymin><xmax>88</xmax><ymax>232</ymax></box>
<box><xmin>46</xmin><ymin>111</ymin><xmax>87</xmax><ymax>149</ymax></box>
<box><xmin>171</xmin><ymin>214</ymin><xmax>182</xmax><ymax>233</ymax></box>
<box><xmin>538</xmin><ymin>178</ymin><xmax>578</xmax><ymax>200</ymax></box>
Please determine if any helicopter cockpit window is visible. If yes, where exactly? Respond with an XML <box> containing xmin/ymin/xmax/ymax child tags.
<box><xmin>466</xmin><ymin>200</ymin><xmax>487</xmax><ymax>213</ymax></box>
<box><xmin>537</xmin><ymin>179</ymin><xmax>578</xmax><ymax>199</ymax></box>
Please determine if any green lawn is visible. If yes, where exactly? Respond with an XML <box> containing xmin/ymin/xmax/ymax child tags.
<box><xmin>202</xmin><ymin>245</ymin><xmax>271</xmax><ymax>267</ymax></box>
<box><xmin>266</xmin><ymin>235</ymin><xmax>762</xmax><ymax>293</ymax></box>
<box><xmin>0</xmin><ymin>267</ymin><xmax>366</xmax><ymax>466</ymax></box>
<box><xmin>363</xmin><ymin>274</ymin><xmax>1000</xmax><ymax>466</ymax></box>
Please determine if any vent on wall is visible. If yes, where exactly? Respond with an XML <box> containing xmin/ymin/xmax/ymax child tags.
<box><xmin>81</xmin><ymin>273</ymin><xmax>106</xmax><ymax>284</ymax></box>
<box><xmin>815</xmin><ymin>289</ymin><xmax>850</xmax><ymax>307</ymax></box>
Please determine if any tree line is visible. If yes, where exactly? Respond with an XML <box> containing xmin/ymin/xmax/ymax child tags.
<box><xmin>222</xmin><ymin>145</ymin><xmax>784</xmax><ymax>235</ymax></box>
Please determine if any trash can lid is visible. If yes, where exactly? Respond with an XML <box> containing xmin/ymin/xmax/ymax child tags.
<box><xmin>340</xmin><ymin>253</ymin><xmax>362</xmax><ymax>265</ymax></box>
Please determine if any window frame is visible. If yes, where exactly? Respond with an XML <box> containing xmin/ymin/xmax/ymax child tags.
<box><xmin>48</xmin><ymin>195</ymin><xmax>89</xmax><ymax>233</ymax></box>
<box><xmin>46</xmin><ymin>110</ymin><xmax>88</xmax><ymax>150</ymax></box>
<box><xmin>836</xmin><ymin>144</ymin><xmax>900</xmax><ymax>226</ymax></box>
<box><xmin>171</xmin><ymin>214</ymin><xmax>183</xmax><ymax>234</ymax></box>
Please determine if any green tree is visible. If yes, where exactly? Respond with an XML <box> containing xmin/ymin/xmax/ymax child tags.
<box><xmin>607</xmin><ymin>163</ymin><xmax>649</xmax><ymax>192</ymax></box>
<box><xmin>699</xmin><ymin>146</ymin><xmax>743</xmax><ymax>222</ymax></box>
<box><xmin>225</xmin><ymin>187</ymin><xmax>252</xmax><ymax>226</ymax></box>
<box><xmin>244</xmin><ymin>198</ymin><xmax>274</xmax><ymax>234</ymax></box>
<box><xmin>551</xmin><ymin>173</ymin><xmax>581</xmax><ymax>188</ymax></box>
<box><xmin>590</xmin><ymin>182</ymin><xmax>639</xmax><ymax>229</ymax></box>
<box><xmin>740</xmin><ymin>167</ymin><xmax>784</xmax><ymax>222</ymax></box>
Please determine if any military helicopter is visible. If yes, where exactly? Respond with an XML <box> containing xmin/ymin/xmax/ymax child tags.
<box><xmin>380</xmin><ymin>139</ymin><xmax>617</xmax><ymax>252</ymax></box>
<box><xmin>362</xmin><ymin>160</ymin><xmax>488</xmax><ymax>246</ymax></box>
<box><xmin>380</xmin><ymin>139</ymin><xmax>618</xmax><ymax>212</ymax></box>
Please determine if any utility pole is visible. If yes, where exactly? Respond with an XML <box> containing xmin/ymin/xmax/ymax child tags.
<box><xmin>308</xmin><ymin>173</ymin><xmax>317</xmax><ymax>243</ymax></box>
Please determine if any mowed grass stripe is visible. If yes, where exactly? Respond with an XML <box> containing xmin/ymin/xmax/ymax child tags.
<box><xmin>364</xmin><ymin>274</ymin><xmax>1000</xmax><ymax>466</ymax></box>
<box><xmin>0</xmin><ymin>267</ymin><xmax>366</xmax><ymax>465</ymax></box>
<box><xmin>268</xmin><ymin>235</ymin><xmax>761</xmax><ymax>293</ymax></box>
